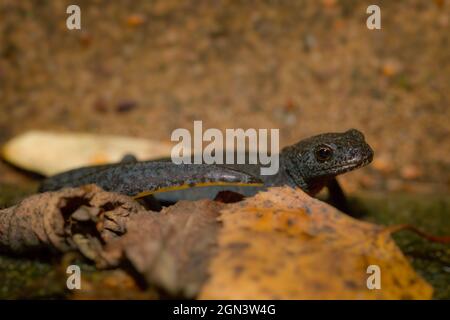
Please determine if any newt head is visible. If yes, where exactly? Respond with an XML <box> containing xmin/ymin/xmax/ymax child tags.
<box><xmin>281</xmin><ymin>129</ymin><xmax>374</xmax><ymax>194</ymax></box>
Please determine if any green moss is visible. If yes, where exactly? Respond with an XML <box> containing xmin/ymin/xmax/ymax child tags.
<box><xmin>0</xmin><ymin>183</ymin><xmax>36</xmax><ymax>209</ymax></box>
<box><xmin>0</xmin><ymin>255</ymin><xmax>66</xmax><ymax>299</ymax></box>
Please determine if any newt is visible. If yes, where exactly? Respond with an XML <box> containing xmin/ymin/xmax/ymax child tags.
<box><xmin>39</xmin><ymin>129</ymin><xmax>373</xmax><ymax>211</ymax></box>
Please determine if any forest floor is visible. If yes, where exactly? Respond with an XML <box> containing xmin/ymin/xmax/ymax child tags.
<box><xmin>0</xmin><ymin>0</ymin><xmax>449</xmax><ymax>299</ymax></box>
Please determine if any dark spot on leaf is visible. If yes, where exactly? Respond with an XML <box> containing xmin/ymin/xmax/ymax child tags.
<box><xmin>344</xmin><ymin>280</ymin><xmax>358</xmax><ymax>289</ymax></box>
<box><xmin>234</xmin><ymin>265</ymin><xmax>245</xmax><ymax>276</ymax></box>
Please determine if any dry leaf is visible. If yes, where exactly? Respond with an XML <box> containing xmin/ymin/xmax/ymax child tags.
<box><xmin>0</xmin><ymin>185</ymin><xmax>145</xmax><ymax>254</ymax></box>
<box><xmin>0</xmin><ymin>186</ymin><xmax>221</xmax><ymax>298</ymax></box>
<box><xmin>102</xmin><ymin>200</ymin><xmax>223</xmax><ymax>297</ymax></box>
<box><xmin>0</xmin><ymin>186</ymin><xmax>435</xmax><ymax>299</ymax></box>
<box><xmin>199</xmin><ymin>187</ymin><xmax>433</xmax><ymax>300</ymax></box>
<box><xmin>1</xmin><ymin>131</ymin><xmax>173</xmax><ymax>176</ymax></box>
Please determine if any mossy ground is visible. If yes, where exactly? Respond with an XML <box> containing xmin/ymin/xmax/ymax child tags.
<box><xmin>0</xmin><ymin>185</ymin><xmax>449</xmax><ymax>299</ymax></box>
<box><xmin>350</xmin><ymin>192</ymin><xmax>450</xmax><ymax>299</ymax></box>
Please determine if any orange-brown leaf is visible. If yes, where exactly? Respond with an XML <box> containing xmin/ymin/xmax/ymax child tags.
<box><xmin>199</xmin><ymin>187</ymin><xmax>433</xmax><ymax>300</ymax></box>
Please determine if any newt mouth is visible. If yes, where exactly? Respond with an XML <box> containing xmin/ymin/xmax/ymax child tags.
<box><xmin>337</xmin><ymin>155</ymin><xmax>373</xmax><ymax>172</ymax></box>
<box><xmin>326</xmin><ymin>151</ymin><xmax>374</xmax><ymax>174</ymax></box>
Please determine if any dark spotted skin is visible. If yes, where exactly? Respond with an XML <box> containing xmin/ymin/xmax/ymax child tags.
<box><xmin>39</xmin><ymin>129</ymin><xmax>373</xmax><ymax>203</ymax></box>
<box><xmin>39</xmin><ymin>161</ymin><xmax>262</xmax><ymax>196</ymax></box>
<box><xmin>273</xmin><ymin>129</ymin><xmax>373</xmax><ymax>194</ymax></box>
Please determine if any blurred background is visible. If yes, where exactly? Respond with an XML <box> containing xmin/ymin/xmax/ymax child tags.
<box><xmin>0</xmin><ymin>0</ymin><xmax>449</xmax><ymax>194</ymax></box>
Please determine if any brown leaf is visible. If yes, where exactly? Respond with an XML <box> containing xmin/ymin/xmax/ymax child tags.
<box><xmin>0</xmin><ymin>185</ymin><xmax>144</xmax><ymax>254</ymax></box>
<box><xmin>199</xmin><ymin>187</ymin><xmax>433</xmax><ymax>300</ymax></box>
<box><xmin>1</xmin><ymin>186</ymin><xmax>435</xmax><ymax>299</ymax></box>
<box><xmin>0</xmin><ymin>186</ymin><xmax>221</xmax><ymax>298</ymax></box>
<box><xmin>101</xmin><ymin>200</ymin><xmax>223</xmax><ymax>297</ymax></box>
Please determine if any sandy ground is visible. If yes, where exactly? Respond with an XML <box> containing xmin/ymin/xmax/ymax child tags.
<box><xmin>0</xmin><ymin>0</ymin><xmax>449</xmax><ymax>194</ymax></box>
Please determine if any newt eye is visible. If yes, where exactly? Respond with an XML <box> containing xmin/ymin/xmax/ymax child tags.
<box><xmin>315</xmin><ymin>145</ymin><xmax>333</xmax><ymax>162</ymax></box>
